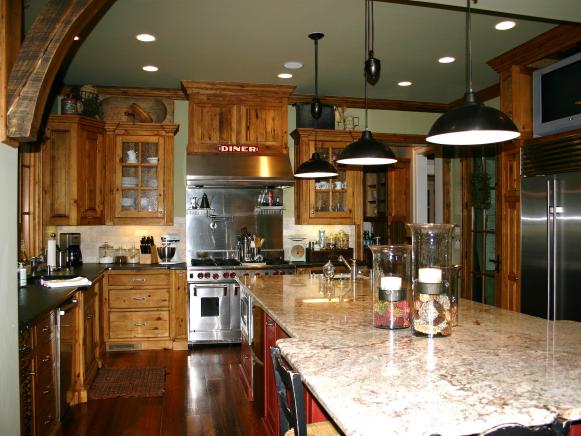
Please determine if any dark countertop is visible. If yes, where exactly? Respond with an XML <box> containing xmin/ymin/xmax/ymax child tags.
<box><xmin>18</xmin><ymin>262</ymin><xmax>187</xmax><ymax>329</ymax></box>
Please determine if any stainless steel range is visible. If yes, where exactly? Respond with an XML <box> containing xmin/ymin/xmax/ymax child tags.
<box><xmin>187</xmin><ymin>259</ymin><xmax>294</xmax><ymax>344</ymax></box>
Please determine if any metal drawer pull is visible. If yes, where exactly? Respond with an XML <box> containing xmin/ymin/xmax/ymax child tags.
<box><xmin>132</xmin><ymin>296</ymin><xmax>146</xmax><ymax>300</ymax></box>
<box><xmin>266</xmin><ymin>320</ymin><xmax>275</xmax><ymax>327</ymax></box>
<box><xmin>132</xmin><ymin>278</ymin><xmax>146</xmax><ymax>282</ymax></box>
<box><xmin>43</xmin><ymin>416</ymin><xmax>53</xmax><ymax>425</ymax></box>
<box><xmin>41</xmin><ymin>326</ymin><xmax>50</xmax><ymax>332</ymax></box>
<box><xmin>86</xmin><ymin>314</ymin><xmax>93</xmax><ymax>320</ymax></box>
<box><xmin>134</xmin><ymin>322</ymin><xmax>146</xmax><ymax>326</ymax></box>
<box><xmin>41</xmin><ymin>356</ymin><xmax>50</xmax><ymax>363</ymax></box>
<box><xmin>42</xmin><ymin>388</ymin><xmax>51</xmax><ymax>395</ymax></box>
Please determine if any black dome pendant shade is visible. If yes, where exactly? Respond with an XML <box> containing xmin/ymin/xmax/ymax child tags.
<box><xmin>309</xmin><ymin>32</ymin><xmax>324</xmax><ymax>120</ymax></box>
<box><xmin>294</xmin><ymin>152</ymin><xmax>339</xmax><ymax>178</ymax></box>
<box><xmin>364</xmin><ymin>0</ymin><xmax>380</xmax><ymax>85</ymax></box>
<box><xmin>427</xmin><ymin>91</ymin><xmax>520</xmax><ymax>145</ymax></box>
<box><xmin>426</xmin><ymin>0</ymin><xmax>519</xmax><ymax>146</ymax></box>
<box><xmin>337</xmin><ymin>0</ymin><xmax>396</xmax><ymax>166</ymax></box>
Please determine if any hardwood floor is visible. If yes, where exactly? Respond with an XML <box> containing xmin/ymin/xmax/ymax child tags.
<box><xmin>62</xmin><ymin>345</ymin><xmax>266</xmax><ymax>436</ymax></box>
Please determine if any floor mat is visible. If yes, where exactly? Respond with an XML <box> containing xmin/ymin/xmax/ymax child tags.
<box><xmin>89</xmin><ymin>367</ymin><xmax>167</xmax><ymax>400</ymax></box>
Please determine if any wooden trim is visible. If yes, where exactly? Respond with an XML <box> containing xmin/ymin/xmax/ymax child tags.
<box><xmin>460</xmin><ymin>158</ymin><xmax>472</xmax><ymax>300</ymax></box>
<box><xmin>182</xmin><ymin>80</ymin><xmax>295</xmax><ymax>97</ymax></box>
<box><xmin>442</xmin><ymin>158</ymin><xmax>451</xmax><ymax>224</ymax></box>
<box><xmin>487</xmin><ymin>24</ymin><xmax>581</xmax><ymax>73</ymax></box>
<box><xmin>61</xmin><ymin>84</ymin><xmax>186</xmax><ymax>100</ymax></box>
<box><xmin>6</xmin><ymin>0</ymin><xmax>114</xmax><ymax>142</ymax></box>
<box><xmin>291</xmin><ymin>128</ymin><xmax>426</xmax><ymax>145</ymax></box>
<box><xmin>448</xmin><ymin>83</ymin><xmax>500</xmax><ymax>108</ymax></box>
<box><xmin>289</xmin><ymin>94</ymin><xmax>448</xmax><ymax>113</ymax></box>
<box><xmin>0</xmin><ymin>0</ymin><xmax>22</xmax><ymax>145</ymax></box>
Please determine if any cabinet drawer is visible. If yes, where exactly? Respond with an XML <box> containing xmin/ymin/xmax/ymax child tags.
<box><xmin>109</xmin><ymin>288</ymin><xmax>169</xmax><ymax>309</ymax></box>
<box><xmin>35</xmin><ymin>339</ymin><xmax>55</xmax><ymax>381</ymax></box>
<box><xmin>36</xmin><ymin>394</ymin><xmax>57</xmax><ymax>436</ymax></box>
<box><xmin>109</xmin><ymin>311</ymin><xmax>169</xmax><ymax>338</ymax></box>
<box><xmin>35</xmin><ymin>379</ymin><xmax>56</xmax><ymax>410</ymax></box>
<box><xmin>35</xmin><ymin>310</ymin><xmax>55</xmax><ymax>346</ymax></box>
<box><xmin>108</xmin><ymin>273</ymin><xmax>170</xmax><ymax>287</ymax></box>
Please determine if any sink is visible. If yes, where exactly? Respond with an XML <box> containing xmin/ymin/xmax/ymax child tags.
<box><xmin>35</xmin><ymin>271</ymin><xmax>78</xmax><ymax>281</ymax></box>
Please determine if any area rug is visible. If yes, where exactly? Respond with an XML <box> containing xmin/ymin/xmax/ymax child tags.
<box><xmin>89</xmin><ymin>367</ymin><xmax>167</xmax><ymax>400</ymax></box>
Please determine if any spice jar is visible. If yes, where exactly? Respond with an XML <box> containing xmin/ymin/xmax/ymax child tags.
<box><xmin>370</xmin><ymin>245</ymin><xmax>412</xmax><ymax>329</ymax></box>
<box><xmin>98</xmin><ymin>242</ymin><xmax>114</xmax><ymax>264</ymax></box>
<box><xmin>114</xmin><ymin>247</ymin><xmax>128</xmax><ymax>264</ymax></box>
<box><xmin>408</xmin><ymin>224</ymin><xmax>455</xmax><ymax>337</ymax></box>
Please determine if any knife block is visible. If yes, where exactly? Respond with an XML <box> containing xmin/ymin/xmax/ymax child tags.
<box><xmin>139</xmin><ymin>244</ymin><xmax>159</xmax><ymax>264</ymax></box>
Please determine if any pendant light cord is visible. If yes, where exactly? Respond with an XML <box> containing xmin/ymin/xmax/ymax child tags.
<box><xmin>314</xmin><ymin>38</ymin><xmax>319</xmax><ymax>99</ymax></box>
<box><xmin>466</xmin><ymin>0</ymin><xmax>473</xmax><ymax>93</ymax></box>
<box><xmin>364</xmin><ymin>0</ymin><xmax>369</xmax><ymax>130</ymax></box>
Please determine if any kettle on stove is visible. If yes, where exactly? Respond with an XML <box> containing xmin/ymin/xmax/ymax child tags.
<box><xmin>199</xmin><ymin>193</ymin><xmax>210</xmax><ymax>209</ymax></box>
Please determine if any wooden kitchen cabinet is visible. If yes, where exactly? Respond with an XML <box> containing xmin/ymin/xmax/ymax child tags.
<box><xmin>182</xmin><ymin>81</ymin><xmax>294</xmax><ymax>154</ymax></box>
<box><xmin>363</xmin><ymin>159</ymin><xmax>411</xmax><ymax>244</ymax></box>
<box><xmin>19</xmin><ymin>311</ymin><xmax>60</xmax><ymax>436</ymax></box>
<box><xmin>102</xmin><ymin>270</ymin><xmax>187</xmax><ymax>350</ymax></box>
<box><xmin>42</xmin><ymin>115</ymin><xmax>106</xmax><ymax>226</ymax></box>
<box><xmin>105</xmin><ymin>122</ymin><xmax>178</xmax><ymax>225</ymax></box>
<box><xmin>292</xmin><ymin>129</ymin><xmax>363</xmax><ymax>225</ymax></box>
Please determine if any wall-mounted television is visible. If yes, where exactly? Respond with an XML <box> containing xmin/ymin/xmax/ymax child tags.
<box><xmin>532</xmin><ymin>51</ymin><xmax>581</xmax><ymax>137</ymax></box>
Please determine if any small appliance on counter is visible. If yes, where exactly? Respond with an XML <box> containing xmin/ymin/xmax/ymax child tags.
<box><xmin>59</xmin><ymin>232</ymin><xmax>82</xmax><ymax>266</ymax></box>
<box><xmin>159</xmin><ymin>233</ymin><xmax>180</xmax><ymax>264</ymax></box>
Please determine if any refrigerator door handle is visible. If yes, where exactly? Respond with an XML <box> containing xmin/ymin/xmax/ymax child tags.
<box><xmin>546</xmin><ymin>179</ymin><xmax>551</xmax><ymax>321</ymax></box>
<box><xmin>553</xmin><ymin>178</ymin><xmax>558</xmax><ymax>321</ymax></box>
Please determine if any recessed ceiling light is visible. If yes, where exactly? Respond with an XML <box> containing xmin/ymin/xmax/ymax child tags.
<box><xmin>142</xmin><ymin>65</ymin><xmax>159</xmax><ymax>72</ymax></box>
<box><xmin>283</xmin><ymin>61</ymin><xmax>303</xmax><ymax>69</ymax></box>
<box><xmin>398</xmin><ymin>81</ymin><xmax>413</xmax><ymax>87</ymax></box>
<box><xmin>278</xmin><ymin>73</ymin><xmax>293</xmax><ymax>79</ymax></box>
<box><xmin>73</xmin><ymin>36</ymin><xmax>80</xmax><ymax>41</ymax></box>
<box><xmin>438</xmin><ymin>56</ymin><xmax>456</xmax><ymax>64</ymax></box>
<box><xmin>495</xmin><ymin>21</ymin><xmax>516</xmax><ymax>31</ymax></box>
<box><xmin>136</xmin><ymin>33</ymin><xmax>156</xmax><ymax>42</ymax></box>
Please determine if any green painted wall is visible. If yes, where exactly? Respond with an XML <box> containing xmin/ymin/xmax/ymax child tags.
<box><xmin>0</xmin><ymin>144</ymin><xmax>20</xmax><ymax>435</ymax></box>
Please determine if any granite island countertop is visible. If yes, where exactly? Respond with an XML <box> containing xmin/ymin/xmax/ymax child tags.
<box><xmin>238</xmin><ymin>274</ymin><xmax>581</xmax><ymax>436</ymax></box>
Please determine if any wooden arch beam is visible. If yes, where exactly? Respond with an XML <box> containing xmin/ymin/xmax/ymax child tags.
<box><xmin>6</xmin><ymin>0</ymin><xmax>113</xmax><ymax>142</ymax></box>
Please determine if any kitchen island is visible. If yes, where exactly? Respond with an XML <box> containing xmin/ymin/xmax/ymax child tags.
<box><xmin>239</xmin><ymin>274</ymin><xmax>581</xmax><ymax>436</ymax></box>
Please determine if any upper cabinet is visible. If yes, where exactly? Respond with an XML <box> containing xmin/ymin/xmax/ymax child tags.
<box><xmin>43</xmin><ymin>115</ymin><xmax>106</xmax><ymax>226</ymax></box>
<box><xmin>182</xmin><ymin>81</ymin><xmax>294</xmax><ymax>154</ymax></box>
<box><xmin>104</xmin><ymin>122</ymin><xmax>178</xmax><ymax>225</ymax></box>
<box><xmin>292</xmin><ymin>129</ymin><xmax>363</xmax><ymax>225</ymax></box>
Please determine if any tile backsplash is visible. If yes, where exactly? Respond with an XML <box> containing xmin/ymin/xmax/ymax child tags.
<box><xmin>57</xmin><ymin>217</ymin><xmax>186</xmax><ymax>263</ymax></box>
<box><xmin>56</xmin><ymin>216</ymin><xmax>355</xmax><ymax>263</ymax></box>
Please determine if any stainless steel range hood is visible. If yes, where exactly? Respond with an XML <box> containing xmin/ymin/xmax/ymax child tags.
<box><xmin>186</xmin><ymin>154</ymin><xmax>295</xmax><ymax>187</ymax></box>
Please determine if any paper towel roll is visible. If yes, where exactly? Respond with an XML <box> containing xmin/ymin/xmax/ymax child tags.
<box><xmin>47</xmin><ymin>239</ymin><xmax>57</xmax><ymax>267</ymax></box>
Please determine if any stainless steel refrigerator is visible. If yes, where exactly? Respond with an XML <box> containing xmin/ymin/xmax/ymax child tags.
<box><xmin>521</xmin><ymin>172</ymin><xmax>581</xmax><ymax>321</ymax></box>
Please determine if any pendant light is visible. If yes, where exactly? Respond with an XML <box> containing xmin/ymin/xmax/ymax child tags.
<box><xmin>336</xmin><ymin>1</ymin><xmax>397</xmax><ymax>166</ymax></box>
<box><xmin>295</xmin><ymin>32</ymin><xmax>339</xmax><ymax>178</ymax></box>
<box><xmin>426</xmin><ymin>0</ymin><xmax>520</xmax><ymax>145</ymax></box>
<box><xmin>364</xmin><ymin>0</ymin><xmax>380</xmax><ymax>85</ymax></box>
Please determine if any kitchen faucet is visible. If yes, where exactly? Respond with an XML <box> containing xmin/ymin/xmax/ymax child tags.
<box><xmin>337</xmin><ymin>255</ymin><xmax>358</xmax><ymax>281</ymax></box>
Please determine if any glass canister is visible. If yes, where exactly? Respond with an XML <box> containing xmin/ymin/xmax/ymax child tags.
<box><xmin>335</xmin><ymin>230</ymin><xmax>349</xmax><ymax>249</ymax></box>
<box><xmin>408</xmin><ymin>223</ymin><xmax>455</xmax><ymax>337</ymax></box>
<box><xmin>114</xmin><ymin>247</ymin><xmax>128</xmax><ymax>264</ymax></box>
<box><xmin>370</xmin><ymin>245</ymin><xmax>412</xmax><ymax>329</ymax></box>
<box><xmin>98</xmin><ymin>242</ymin><xmax>114</xmax><ymax>264</ymax></box>
<box><xmin>127</xmin><ymin>246</ymin><xmax>140</xmax><ymax>264</ymax></box>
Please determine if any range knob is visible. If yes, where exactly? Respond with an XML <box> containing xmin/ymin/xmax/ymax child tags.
<box><xmin>197</xmin><ymin>272</ymin><xmax>204</xmax><ymax>279</ymax></box>
<box><xmin>254</xmin><ymin>272</ymin><xmax>261</xmax><ymax>277</ymax></box>
<box><xmin>230</xmin><ymin>272</ymin><xmax>236</xmax><ymax>278</ymax></box>
<box><xmin>204</xmin><ymin>272</ymin><xmax>211</xmax><ymax>279</ymax></box>
<box><xmin>223</xmin><ymin>272</ymin><xmax>230</xmax><ymax>279</ymax></box>
<box><xmin>212</xmin><ymin>273</ymin><xmax>219</xmax><ymax>280</ymax></box>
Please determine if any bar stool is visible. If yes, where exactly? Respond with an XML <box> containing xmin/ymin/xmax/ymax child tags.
<box><xmin>270</xmin><ymin>346</ymin><xmax>341</xmax><ymax>436</ymax></box>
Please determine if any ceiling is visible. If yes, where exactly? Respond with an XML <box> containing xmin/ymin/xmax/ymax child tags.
<box><xmin>26</xmin><ymin>0</ymin><xmax>578</xmax><ymax>103</ymax></box>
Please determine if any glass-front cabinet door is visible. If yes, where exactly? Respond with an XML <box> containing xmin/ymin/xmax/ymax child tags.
<box><xmin>117</xmin><ymin>136</ymin><xmax>163</xmax><ymax>217</ymax></box>
<box><xmin>310</xmin><ymin>142</ymin><xmax>353</xmax><ymax>219</ymax></box>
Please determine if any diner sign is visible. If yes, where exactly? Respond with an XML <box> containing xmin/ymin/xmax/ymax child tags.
<box><xmin>217</xmin><ymin>145</ymin><xmax>260</xmax><ymax>153</ymax></box>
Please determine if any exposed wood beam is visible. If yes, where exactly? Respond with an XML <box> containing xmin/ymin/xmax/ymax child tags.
<box><xmin>0</xmin><ymin>0</ymin><xmax>22</xmax><ymax>146</ymax></box>
<box><xmin>6</xmin><ymin>0</ymin><xmax>114</xmax><ymax>142</ymax></box>
<box><xmin>487</xmin><ymin>24</ymin><xmax>581</xmax><ymax>73</ymax></box>
<box><xmin>375</xmin><ymin>0</ymin><xmax>580</xmax><ymax>24</ymax></box>
<box><xmin>289</xmin><ymin>94</ymin><xmax>448</xmax><ymax>113</ymax></box>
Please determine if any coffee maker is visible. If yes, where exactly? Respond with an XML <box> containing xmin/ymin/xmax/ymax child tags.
<box><xmin>59</xmin><ymin>233</ymin><xmax>83</xmax><ymax>266</ymax></box>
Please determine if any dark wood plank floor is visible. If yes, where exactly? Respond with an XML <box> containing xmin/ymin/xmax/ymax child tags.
<box><xmin>62</xmin><ymin>345</ymin><xmax>266</xmax><ymax>436</ymax></box>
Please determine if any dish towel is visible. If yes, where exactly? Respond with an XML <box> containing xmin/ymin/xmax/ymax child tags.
<box><xmin>42</xmin><ymin>276</ymin><xmax>92</xmax><ymax>288</ymax></box>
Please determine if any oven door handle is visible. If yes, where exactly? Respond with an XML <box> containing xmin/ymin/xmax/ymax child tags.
<box><xmin>190</xmin><ymin>284</ymin><xmax>229</xmax><ymax>297</ymax></box>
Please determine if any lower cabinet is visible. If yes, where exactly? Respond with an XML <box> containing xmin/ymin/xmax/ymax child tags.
<box><xmin>19</xmin><ymin>310</ymin><xmax>60</xmax><ymax>436</ymax></box>
<box><xmin>262</xmin><ymin>313</ymin><xmax>329</xmax><ymax>436</ymax></box>
<box><xmin>103</xmin><ymin>269</ymin><xmax>188</xmax><ymax>350</ymax></box>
